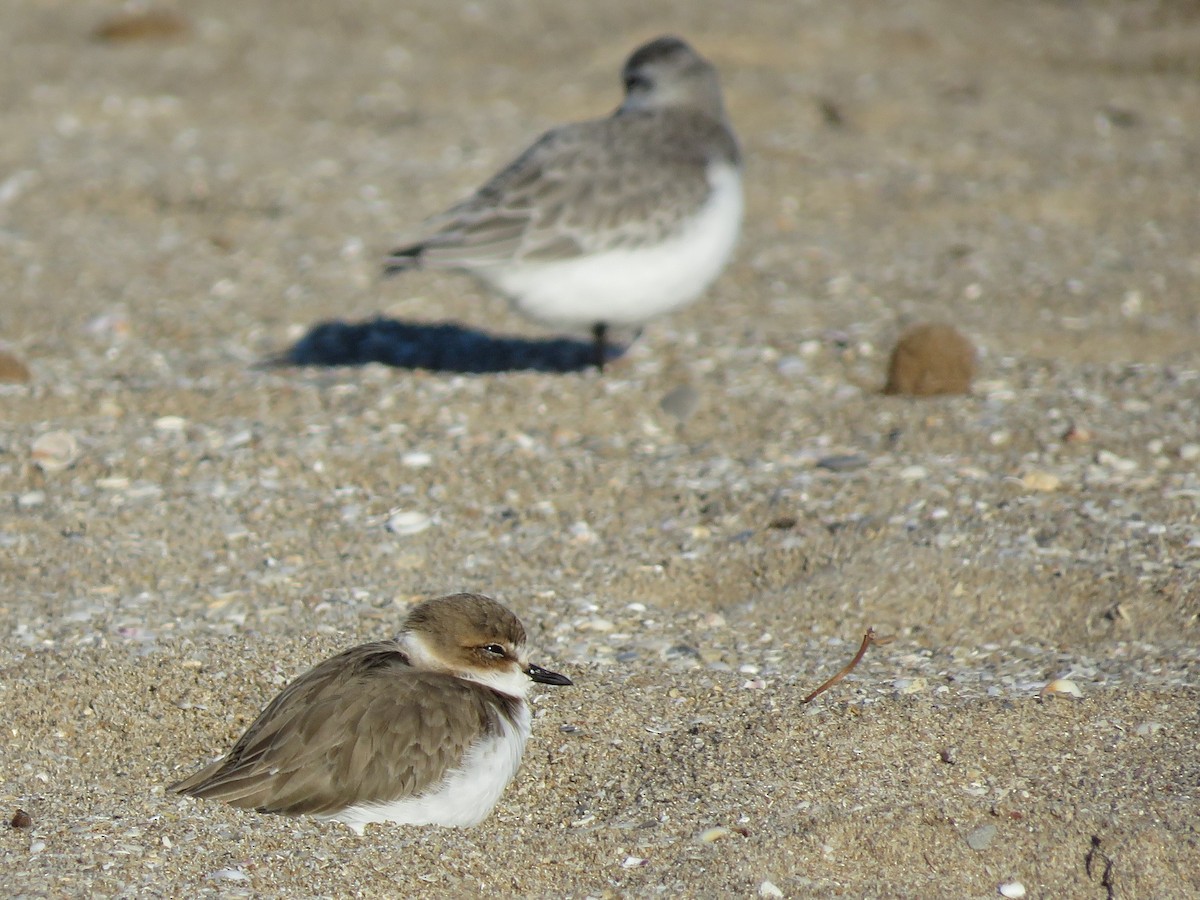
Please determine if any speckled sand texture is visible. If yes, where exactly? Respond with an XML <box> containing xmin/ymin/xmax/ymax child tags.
<box><xmin>3</xmin><ymin>1</ymin><xmax>1200</xmax><ymax>897</ymax></box>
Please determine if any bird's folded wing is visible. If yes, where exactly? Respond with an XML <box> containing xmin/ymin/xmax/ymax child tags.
<box><xmin>172</xmin><ymin>646</ymin><xmax>495</xmax><ymax>816</ymax></box>
<box><xmin>404</xmin><ymin>111</ymin><xmax>723</xmax><ymax>269</ymax></box>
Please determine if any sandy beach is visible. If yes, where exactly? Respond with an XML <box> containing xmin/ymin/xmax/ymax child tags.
<box><xmin>2</xmin><ymin>1</ymin><xmax>1199</xmax><ymax>896</ymax></box>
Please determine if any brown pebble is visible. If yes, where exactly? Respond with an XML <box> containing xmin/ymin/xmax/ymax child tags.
<box><xmin>92</xmin><ymin>10</ymin><xmax>191</xmax><ymax>43</ymax></box>
<box><xmin>882</xmin><ymin>323</ymin><xmax>976</xmax><ymax>396</ymax></box>
<box><xmin>10</xmin><ymin>809</ymin><xmax>32</xmax><ymax>829</ymax></box>
<box><xmin>1062</xmin><ymin>424</ymin><xmax>1092</xmax><ymax>443</ymax></box>
<box><xmin>0</xmin><ymin>349</ymin><xmax>31</xmax><ymax>383</ymax></box>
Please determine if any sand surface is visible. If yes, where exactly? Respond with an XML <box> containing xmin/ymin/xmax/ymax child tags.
<box><xmin>3</xmin><ymin>1</ymin><xmax>1199</xmax><ymax>896</ymax></box>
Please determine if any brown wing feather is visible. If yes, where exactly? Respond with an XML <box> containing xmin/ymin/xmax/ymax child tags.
<box><xmin>171</xmin><ymin>643</ymin><xmax>498</xmax><ymax>816</ymax></box>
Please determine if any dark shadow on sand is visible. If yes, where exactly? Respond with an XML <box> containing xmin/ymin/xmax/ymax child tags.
<box><xmin>261</xmin><ymin>317</ymin><xmax>617</xmax><ymax>373</ymax></box>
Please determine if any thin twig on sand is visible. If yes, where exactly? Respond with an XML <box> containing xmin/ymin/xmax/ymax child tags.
<box><xmin>803</xmin><ymin>627</ymin><xmax>891</xmax><ymax>704</ymax></box>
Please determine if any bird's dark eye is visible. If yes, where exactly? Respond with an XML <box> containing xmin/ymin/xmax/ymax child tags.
<box><xmin>624</xmin><ymin>73</ymin><xmax>651</xmax><ymax>93</ymax></box>
<box><xmin>481</xmin><ymin>644</ymin><xmax>507</xmax><ymax>658</ymax></box>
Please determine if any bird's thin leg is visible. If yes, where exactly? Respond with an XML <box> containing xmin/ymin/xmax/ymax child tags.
<box><xmin>591</xmin><ymin>322</ymin><xmax>608</xmax><ymax>371</ymax></box>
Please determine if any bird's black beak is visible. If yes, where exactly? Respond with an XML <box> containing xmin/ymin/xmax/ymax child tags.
<box><xmin>527</xmin><ymin>663</ymin><xmax>573</xmax><ymax>686</ymax></box>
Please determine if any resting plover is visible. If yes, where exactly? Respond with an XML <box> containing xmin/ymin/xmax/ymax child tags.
<box><xmin>384</xmin><ymin>35</ymin><xmax>743</xmax><ymax>369</ymax></box>
<box><xmin>171</xmin><ymin>593</ymin><xmax>571</xmax><ymax>834</ymax></box>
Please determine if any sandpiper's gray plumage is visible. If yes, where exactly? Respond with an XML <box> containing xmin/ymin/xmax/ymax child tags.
<box><xmin>384</xmin><ymin>36</ymin><xmax>742</xmax><ymax>369</ymax></box>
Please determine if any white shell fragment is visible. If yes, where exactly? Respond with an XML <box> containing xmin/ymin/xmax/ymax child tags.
<box><xmin>153</xmin><ymin>415</ymin><xmax>188</xmax><ymax>432</ymax></box>
<box><xmin>998</xmin><ymin>881</ymin><xmax>1027</xmax><ymax>898</ymax></box>
<box><xmin>759</xmin><ymin>881</ymin><xmax>784</xmax><ymax>898</ymax></box>
<box><xmin>1039</xmin><ymin>679</ymin><xmax>1082</xmax><ymax>699</ymax></box>
<box><xmin>386</xmin><ymin>510</ymin><xmax>432</xmax><ymax>536</ymax></box>
<box><xmin>31</xmin><ymin>430</ymin><xmax>79</xmax><ymax>472</ymax></box>
<box><xmin>209</xmin><ymin>867</ymin><xmax>250</xmax><ymax>882</ymax></box>
<box><xmin>699</xmin><ymin>826</ymin><xmax>732</xmax><ymax>843</ymax></box>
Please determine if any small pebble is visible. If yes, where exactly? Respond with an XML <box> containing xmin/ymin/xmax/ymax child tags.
<box><xmin>1179</xmin><ymin>443</ymin><xmax>1200</xmax><ymax>462</ymax></box>
<box><xmin>899</xmin><ymin>465</ymin><xmax>929</xmax><ymax>482</ymax></box>
<box><xmin>998</xmin><ymin>881</ymin><xmax>1027</xmax><ymax>898</ymax></box>
<box><xmin>10</xmin><ymin>809</ymin><xmax>32</xmax><ymax>829</ymax></box>
<box><xmin>385</xmin><ymin>510</ymin><xmax>432</xmax><ymax>536</ymax></box>
<box><xmin>882</xmin><ymin>322</ymin><xmax>977</xmax><ymax>396</ymax></box>
<box><xmin>699</xmin><ymin>826</ymin><xmax>732</xmax><ymax>843</ymax></box>
<box><xmin>1021</xmin><ymin>471</ymin><xmax>1061</xmax><ymax>492</ymax></box>
<box><xmin>1096</xmin><ymin>450</ymin><xmax>1137</xmax><ymax>473</ymax></box>
<box><xmin>759</xmin><ymin>880</ymin><xmax>784</xmax><ymax>898</ymax></box>
<box><xmin>966</xmin><ymin>823</ymin><xmax>998</xmax><ymax>851</ymax></box>
<box><xmin>1062</xmin><ymin>425</ymin><xmax>1092</xmax><ymax>443</ymax></box>
<box><xmin>569</xmin><ymin>520</ymin><xmax>597</xmax><ymax>543</ymax></box>
<box><xmin>401</xmin><ymin>450</ymin><xmax>433</xmax><ymax>467</ymax></box>
<box><xmin>816</xmin><ymin>453</ymin><xmax>868</xmax><ymax>472</ymax></box>
<box><xmin>621</xmin><ymin>856</ymin><xmax>647</xmax><ymax>869</ymax></box>
<box><xmin>659</xmin><ymin>383</ymin><xmax>700</xmax><ymax>423</ymax></box>
<box><xmin>1135</xmin><ymin>721</ymin><xmax>1164</xmax><ymax>736</ymax></box>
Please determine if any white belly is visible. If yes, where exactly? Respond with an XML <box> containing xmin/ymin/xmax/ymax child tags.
<box><xmin>486</xmin><ymin>163</ymin><xmax>743</xmax><ymax>328</ymax></box>
<box><xmin>324</xmin><ymin>703</ymin><xmax>530</xmax><ymax>835</ymax></box>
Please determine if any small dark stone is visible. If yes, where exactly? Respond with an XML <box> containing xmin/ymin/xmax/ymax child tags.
<box><xmin>816</xmin><ymin>454</ymin><xmax>869</xmax><ymax>472</ymax></box>
<box><xmin>10</xmin><ymin>809</ymin><xmax>32</xmax><ymax>829</ymax></box>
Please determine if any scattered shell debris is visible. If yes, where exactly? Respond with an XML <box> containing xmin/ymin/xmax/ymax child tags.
<box><xmin>31</xmin><ymin>430</ymin><xmax>79</xmax><ymax>472</ymax></box>
<box><xmin>1039</xmin><ymin>679</ymin><xmax>1083</xmax><ymax>699</ymax></box>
